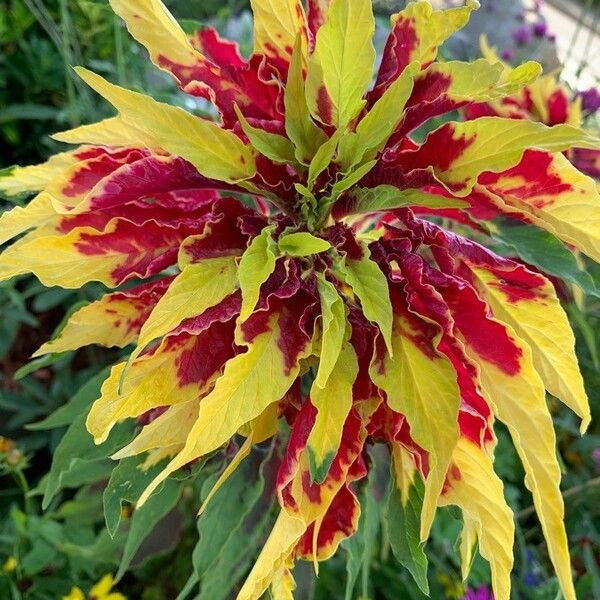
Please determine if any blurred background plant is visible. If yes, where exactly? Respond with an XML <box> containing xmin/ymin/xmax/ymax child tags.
<box><xmin>1</xmin><ymin>0</ymin><xmax>599</xmax><ymax>599</ymax></box>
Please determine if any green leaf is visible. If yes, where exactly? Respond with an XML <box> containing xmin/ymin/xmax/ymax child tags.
<box><xmin>488</xmin><ymin>217</ymin><xmax>600</xmax><ymax>298</ymax></box>
<box><xmin>234</xmin><ymin>104</ymin><xmax>297</xmax><ymax>165</ymax></box>
<box><xmin>278</xmin><ymin>231</ymin><xmax>331</xmax><ymax>257</ymax></box>
<box><xmin>238</xmin><ymin>224</ymin><xmax>277</xmax><ymax>322</ymax></box>
<box><xmin>386</xmin><ymin>474</ymin><xmax>430</xmax><ymax>595</ymax></box>
<box><xmin>27</xmin><ymin>368</ymin><xmax>110</xmax><ymax>431</ymax></box>
<box><xmin>103</xmin><ymin>455</ymin><xmax>168</xmax><ymax>537</ymax></box>
<box><xmin>339</xmin><ymin>243</ymin><xmax>394</xmax><ymax>356</ymax></box>
<box><xmin>115</xmin><ymin>477</ymin><xmax>182</xmax><ymax>580</ymax></box>
<box><xmin>308</xmin><ymin>129</ymin><xmax>344</xmax><ymax>190</ymax></box>
<box><xmin>42</xmin><ymin>413</ymin><xmax>132</xmax><ymax>509</ymax></box>
<box><xmin>338</xmin><ymin>62</ymin><xmax>418</xmax><ymax>171</ymax></box>
<box><xmin>342</xmin><ymin>446</ymin><xmax>385</xmax><ymax>600</ymax></box>
<box><xmin>315</xmin><ymin>274</ymin><xmax>346</xmax><ymax>388</ymax></box>
<box><xmin>184</xmin><ymin>443</ymin><xmax>276</xmax><ymax>600</ymax></box>
<box><xmin>344</xmin><ymin>185</ymin><xmax>468</xmax><ymax>215</ymax></box>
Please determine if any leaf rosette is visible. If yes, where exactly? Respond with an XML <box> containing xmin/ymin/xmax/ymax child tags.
<box><xmin>1</xmin><ymin>1</ymin><xmax>599</xmax><ymax>599</ymax></box>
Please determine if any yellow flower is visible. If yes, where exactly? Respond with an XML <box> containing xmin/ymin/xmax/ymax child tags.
<box><xmin>2</xmin><ymin>556</ymin><xmax>17</xmax><ymax>572</ymax></box>
<box><xmin>0</xmin><ymin>436</ymin><xmax>15</xmax><ymax>453</ymax></box>
<box><xmin>62</xmin><ymin>588</ymin><xmax>86</xmax><ymax>600</ymax></box>
<box><xmin>89</xmin><ymin>574</ymin><xmax>127</xmax><ymax>600</ymax></box>
<box><xmin>62</xmin><ymin>574</ymin><xmax>126</xmax><ymax>600</ymax></box>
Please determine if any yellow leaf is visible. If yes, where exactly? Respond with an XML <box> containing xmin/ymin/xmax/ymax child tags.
<box><xmin>0</xmin><ymin>151</ymin><xmax>79</xmax><ymax>196</ymax></box>
<box><xmin>137</xmin><ymin>312</ymin><xmax>310</xmax><ymax>505</ymax></box>
<box><xmin>109</xmin><ymin>0</ymin><xmax>202</xmax><ymax>70</ymax></box>
<box><xmin>0</xmin><ymin>193</ymin><xmax>57</xmax><ymax>246</ymax></box>
<box><xmin>53</xmin><ymin>116</ymin><xmax>160</xmax><ymax>149</ymax></box>
<box><xmin>480</xmin><ymin>152</ymin><xmax>600</xmax><ymax>263</ymax></box>
<box><xmin>75</xmin><ymin>67</ymin><xmax>256</xmax><ymax>183</ymax></box>
<box><xmin>237</xmin><ymin>510</ymin><xmax>306</xmax><ymax>600</ymax></box>
<box><xmin>307</xmin><ymin>340</ymin><xmax>358</xmax><ymax>483</ymax></box>
<box><xmin>135</xmin><ymin>256</ymin><xmax>238</xmax><ymax>354</ymax></box>
<box><xmin>471</xmin><ymin>265</ymin><xmax>590</xmax><ymax>432</ymax></box>
<box><xmin>467</xmin><ymin>327</ymin><xmax>576</xmax><ymax>600</ymax></box>
<box><xmin>371</xmin><ymin>315</ymin><xmax>460</xmax><ymax>540</ymax></box>
<box><xmin>306</xmin><ymin>0</ymin><xmax>375</xmax><ymax>127</ymax></box>
<box><xmin>388</xmin><ymin>0</ymin><xmax>478</xmax><ymax>68</ymax></box>
<box><xmin>430</xmin><ymin>118</ymin><xmax>599</xmax><ymax>197</ymax></box>
<box><xmin>34</xmin><ymin>291</ymin><xmax>151</xmax><ymax>356</ymax></box>
<box><xmin>87</xmin><ymin>335</ymin><xmax>207</xmax><ymax>444</ymax></box>
<box><xmin>250</xmin><ymin>0</ymin><xmax>307</xmax><ymax>64</ymax></box>
<box><xmin>440</xmin><ymin>438</ymin><xmax>514</xmax><ymax>600</ymax></box>
<box><xmin>112</xmin><ymin>399</ymin><xmax>200</xmax><ymax>461</ymax></box>
<box><xmin>197</xmin><ymin>403</ymin><xmax>278</xmax><ymax>516</ymax></box>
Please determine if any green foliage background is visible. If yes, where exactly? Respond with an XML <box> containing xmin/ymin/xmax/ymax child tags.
<box><xmin>0</xmin><ymin>1</ymin><xmax>599</xmax><ymax>599</ymax></box>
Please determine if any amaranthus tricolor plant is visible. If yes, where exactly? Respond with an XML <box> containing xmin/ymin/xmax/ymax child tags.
<box><xmin>1</xmin><ymin>1</ymin><xmax>598</xmax><ymax>598</ymax></box>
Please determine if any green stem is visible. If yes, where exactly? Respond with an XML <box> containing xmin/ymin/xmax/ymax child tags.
<box><xmin>13</xmin><ymin>469</ymin><xmax>32</xmax><ymax>517</ymax></box>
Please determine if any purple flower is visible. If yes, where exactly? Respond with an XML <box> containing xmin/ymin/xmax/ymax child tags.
<box><xmin>533</xmin><ymin>21</ymin><xmax>548</xmax><ymax>37</ymax></box>
<box><xmin>463</xmin><ymin>586</ymin><xmax>494</xmax><ymax>600</ymax></box>
<box><xmin>578</xmin><ymin>87</ymin><xmax>600</xmax><ymax>114</ymax></box>
<box><xmin>512</xmin><ymin>24</ymin><xmax>533</xmax><ymax>46</ymax></box>
<box><xmin>593</xmin><ymin>448</ymin><xmax>600</xmax><ymax>470</ymax></box>
<box><xmin>501</xmin><ymin>49</ymin><xmax>515</xmax><ymax>61</ymax></box>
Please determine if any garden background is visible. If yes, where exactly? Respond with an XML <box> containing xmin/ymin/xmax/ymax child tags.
<box><xmin>1</xmin><ymin>0</ymin><xmax>599</xmax><ymax>598</ymax></box>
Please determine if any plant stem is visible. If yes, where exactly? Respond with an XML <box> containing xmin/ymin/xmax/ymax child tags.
<box><xmin>13</xmin><ymin>469</ymin><xmax>32</xmax><ymax>517</ymax></box>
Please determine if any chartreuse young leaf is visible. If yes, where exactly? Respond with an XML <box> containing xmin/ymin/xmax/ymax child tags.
<box><xmin>488</xmin><ymin>217</ymin><xmax>600</xmax><ymax>298</ymax></box>
<box><xmin>338</xmin><ymin>63</ymin><xmax>418</xmax><ymax>171</ymax></box>
<box><xmin>440</xmin><ymin>439</ymin><xmax>514</xmax><ymax>600</ymax></box>
<box><xmin>307</xmin><ymin>340</ymin><xmax>358</xmax><ymax>483</ymax></box>
<box><xmin>371</xmin><ymin>316</ymin><xmax>460</xmax><ymax>541</ymax></box>
<box><xmin>285</xmin><ymin>36</ymin><xmax>328</xmax><ymax>164</ymax></box>
<box><xmin>386</xmin><ymin>470</ymin><xmax>429</xmax><ymax>595</ymax></box>
<box><xmin>137</xmin><ymin>312</ymin><xmax>310</xmax><ymax>506</ymax></box>
<box><xmin>234</xmin><ymin>105</ymin><xmax>297</xmax><ymax>165</ymax></box>
<box><xmin>306</xmin><ymin>0</ymin><xmax>376</xmax><ymax>127</ymax></box>
<box><xmin>308</xmin><ymin>128</ymin><xmax>344</xmax><ymax>190</ymax></box>
<box><xmin>314</xmin><ymin>274</ymin><xmax>346</xmax><ymax>388</ymax></box>
<box><xmin>470</xmin><ymin>265</ymin><xmax>591</xmax><ymax>432</ymax></box>
<box><xmin>278</xmin><ymin>231</ymin><xmax>331</xmax><ymax>257</ymax></box>
<box><xmin>343</xmin><ymin>185</ymin><xmax>468</xmax><ymax>215</ymax></box>
<box><xmin>238</xmin><ymin>225</ymin><xmax>277</xmax><ymax>322</ymax></box>
<box><xmin>133</xmin><ymin>256</ymin><xmax>238</xmax><ymax>357</ymax></box>
<box><xmin>339</xmin><ymin>242</ymin><xmax>394</xmax><ymax>356</ymax></box>
<box><xmin>466</xmin><ymin>323</ymin><xmax>576</xmax><ymax>600</ymax></box>
<box><xmin>75</xmin><ymin>67</ymin><xmax>256</xmax><ymax>182</ymax></box>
